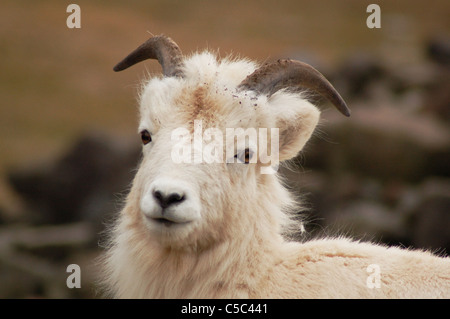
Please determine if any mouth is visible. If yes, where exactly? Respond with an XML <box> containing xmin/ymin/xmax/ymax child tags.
<box><xmin>149</xmin><ymin>216</ymin><xmax>191</xmax><ymax>227</ymax></box>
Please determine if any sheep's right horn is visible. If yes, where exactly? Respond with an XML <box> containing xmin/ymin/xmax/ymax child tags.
<box><xmin>113</xmin><ymin>35</ymin><xmax>184</xmax><ymax>77</ymax></box>
<box><xmin>238</xmin><ymin>59</ymin><xmax>350</xmax><ymax>117</ymax></box>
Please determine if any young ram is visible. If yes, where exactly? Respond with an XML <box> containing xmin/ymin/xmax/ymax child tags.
<box><xmin>101</xmin><ymin>35</ymin><xmax>450</xmax><ymax>298</ymax></box>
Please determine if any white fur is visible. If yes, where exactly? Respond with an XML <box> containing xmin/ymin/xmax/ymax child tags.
<box><xmin>101</xmin><ymin>51</ymin><xmax>450</xmax><ymax>298</ymax></box>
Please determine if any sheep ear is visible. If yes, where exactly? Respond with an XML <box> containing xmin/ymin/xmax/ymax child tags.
<box><xmin>271</xmin><ymin>98</ymin><xmax>321</xmax><ymax>161</ymax></box>
<box><xmin>239</xmin><ymin>58</ymin><xmax>347</xmax><ymax>161</ymax></box>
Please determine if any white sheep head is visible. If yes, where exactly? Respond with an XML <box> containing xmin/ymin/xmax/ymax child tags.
<box><xmin>113</xmin><ymin>35</ymin><xmax>349</xmax><ymax>251</ymax></box>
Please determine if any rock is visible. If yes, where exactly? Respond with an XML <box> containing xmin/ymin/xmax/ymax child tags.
<box><xmin>305</xmin><ymin>105</ymin><xmax>450</xmax><ymax>182</ymax></box>
<box><xmin>427</xmin><ymin>36</ymin><xmax>450</xmax><ymax>66</ymax></box>
<box><xmin>387</xmin><ymin>62</ymin><xmax>438</xmax><ymax>97</ymax></box>
<box><xmin>324</xmin><ymin>200</ymin><xmax>407</xmax><ymax>244</ymax></box>
<box><xmin>332</xmin><ymin>52</ymin><xmax>385</xmax><ymax>101</ymax></box>
<box><xmin>409</xmin><ymin>178</ymin><xmax>450</xmax><ymax>253</ymax></box>
<box><xmin>0</xmin><ymin>265</ymin><xmax>41</xmax><ymax>298</ymax></box>
<box><xmin>8</xmin><ymin>132</ymin><xmax>141</xmax><ymax>228</ymax></box>
<box><xmin>292</xmin><ymin>172</ymin><xmax>409</xmax><ymax>244</ymax></box>
<box><xmin>422</xmin><ymin>73</ymin><xmax>450</xmax><ymax>122</ymax></box>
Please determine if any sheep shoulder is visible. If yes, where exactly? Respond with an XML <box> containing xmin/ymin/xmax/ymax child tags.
<box><xmin>260</xmin><ymin>238</ymin><xmax>450</xmax><ymax>298</ymax></box>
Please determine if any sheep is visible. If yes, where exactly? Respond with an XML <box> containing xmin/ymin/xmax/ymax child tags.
<box><xmin>101</xmin><ymin>35</ymin><xmax>450</xmax><ymax>298</ymax></box>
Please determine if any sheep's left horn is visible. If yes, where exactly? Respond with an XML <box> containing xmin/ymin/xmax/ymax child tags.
<box><xmin>238</xmin><ymin>59</ymin><xmax>350</xmax><ymax>117</ymax></box>
<box><xmin>113</xmin><ymin>35</ymin><xmax>184</xmax><ymax>77</ymax></box>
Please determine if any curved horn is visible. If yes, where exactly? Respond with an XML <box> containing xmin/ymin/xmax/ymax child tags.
<box><xmin>113</xmin><ymin>35</ymin><xmax>184</xmax><ymax>77</ymax></box>
<box><xmin>238</xmin><ymin>59</ymin><xmax>350</xmax><ymax>117</ymax></box>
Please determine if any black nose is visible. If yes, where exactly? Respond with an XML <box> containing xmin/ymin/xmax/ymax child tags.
<box><xmin>153</xmin><ymin>190</ymin><xmax>185</xmax><ymax>209</ymax></box>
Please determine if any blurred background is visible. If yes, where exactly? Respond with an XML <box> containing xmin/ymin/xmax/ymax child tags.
<box><xmin>0</xmin><ymin>0</ymin><xmax>449</xmax><ymax>298</ymax></box>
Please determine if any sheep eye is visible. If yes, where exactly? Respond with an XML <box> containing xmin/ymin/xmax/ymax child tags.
<box><xmin>235</xmin><ymin>148</ymin><xmax>253</xmax><ymax>164</ymax></box>
<box><xmin>140</xmin><ymin>130</ymin><xmax>152</xmax><ymax>145</ymax></box>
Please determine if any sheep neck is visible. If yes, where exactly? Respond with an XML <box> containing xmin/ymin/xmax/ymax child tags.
<box><xmin>118</xmin><ymin>199</ymin><xmax>284</xmax><ymax>298</ymax></box>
